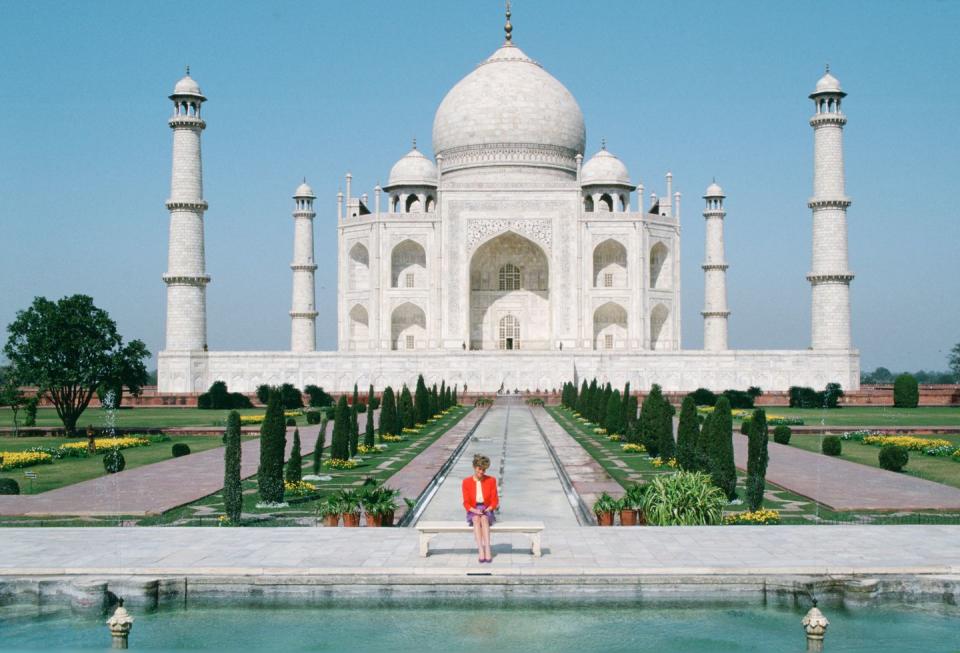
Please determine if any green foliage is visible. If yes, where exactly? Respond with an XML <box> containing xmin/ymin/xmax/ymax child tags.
<box><xmin>0</xmin><ymin>478</ymin><xmax>20</xmax><ymax>495</ymax></box>
<box><xmin>772</xmin><ymin>425</ymin><xmax>792</xmax><ymax>445</ymax></box>
<box><xmin>3</xmin><ymin>294</ymin><xmax>150</xmax><ymax>434</ymax></box>
<box><xmin>452</xmin><ymin>385</ymin><xmax>458</xmax><ymax>406</ymax></box>
<box><xmin>172</xmin><ymin>442</ymin><xmax>191</xmax><ymax>457</ymax></box>
<box><xmin>708</xmin><ymin>397</ymin><xmax>737</xmax><ymax>500</ymax></box>
<box><xmin>414</xmin><ymin>375</ymin><xmax>430</xmax><ymax>424</ymax></box>
<box><xmin>379</xmin><ymin>387</ymin><xmax>398</xmax><ymax>438</ymax></box>
<box><xmin>690</xmin><ymin>388</ymin><xmax>718</xmax><ymax>406</ymax></box>
<box><xmin>740</xmin><ymin>418</ymin><xmax>752</xmax><ymax>435</ymax></box>
<box><xmin>657</xmin><ymin>399</ymin><xmax>676</xmax><ymax>461</ymax></box>
<box><xmin>306</xmin><ymin>410</ymin><xmax>322</xmax><ymax>425</ymax></box>
<box><xmin>285</xmin><ymin>428</ymin><xmax>303</xmax><ymax>483</ymax></box>
<box><xmin>879</xmin><ymin>444</ymin><xmax>909</xmax><ymax>472</ymax></box>
<box><xmin>823</xmin><ymin>383</ymin><xmax>844</xmax><ymax>409</ymax></box>
<box><xmin>399</xmin><ymin>385</ymin><xmax>415</xmax><ymax>429</ymax></box>
<box><xmin>747</xmin><ymin>386</ymin><xmax>763</xmax><ymax>399</ymax></box>
<box><xmin>330</xmin><ymin>396</ymin><xmax>351</xmax><ymax>460</ymax></box>
<box><xmin>576</xmin><ymin>380</ymin><xmax>589</xmax><ymax>416</ymax></box>
<box><xmin>312</xmin><ymin>415</ymin><xmax>329</xmax><ymax>474</ymax></box>
<box><xmin>640</xmin><ymin>471</ymin><xmax>726</xmax><ymax>526</ymax></box>
<box><xmin>745</xmin><ymin>409</ymin><xmax>769</xmax><ymax>511</ymax></box>
<box><xmin>304</xmin><ymin>384</ymin><xmax>333</xmax><ymax>407</ymax></box>
<box><xmin>638</xmin><ymin>384</ymin><xmax>664</xmax><ymax>456</ymax></box>
<box><xmin>257</xmin><ymin>390</ymin><xmax>287</xmax><ymax>503</ymax></box>
<box><xmin>821</xmin><ymin>435</ymin><xmax>842</xmax><ymax>456</ymax></box>
<box><xmin>605</xmin><ymin>390</ymin><xmax>622</xmax><ymax>435</ymax></box>
<box><xmin>950</xmin><ymin>343</ymin><xmax>960</xmax><ymax>382</ymax></box>
<box><xmin>349</xmin><ymin>404</ymin><xmax>360</xmax><ymax>457</ymax></box>
<box><xmin>279</xmin><ymin>383</ymin><xmax>303</xmax><ymax>410</ymax></box>
<box><xmin>23</xmin><ymin>396</ymin><xmax>38</xmax><ymax>427</ymax></box>
<box><xmin>223</xmin><ymin>411</ymin><xmax>242</xmax><ymax>523</ymax></box>
<box><xmin>592</xmin><ymin>491</ymin><xmax>618</xmax><ymax>515</ymax></box>
<box><xmin>0</xmin><ymin>381</ymin><xmax>25</xmax><ymax>435</ymax></box>
<box><xmin>789</xmin><ymin>386</ymin><xmax>822</xmax><ymax>408</ymax></box>
<box><xmin>676</xmin><ymin>396</ymin><xmax>701</xmax><ymax>472</ymax></box>
<box><xmin>364</xmin><ymin>388</ymin><xmax>376</xmax><ymax>448</ymax></box>
<box><xmin>198</xmin><ymin>381</ymin><xmax>252</xmax><ymax>410</ymax></box>
<box><xmin>103</xmin><ymin>449</ymin><xmax>125</xmax><ymax>474</ymax></box>
<box><xmin>95</xmin><ymin>337</ymin><xmax>150</xmax><ymax>410</ymax></box>
<box><xmin>620</xmin><ymin>382</ymin><xmax>633</xmax><ymax>431</ymax></box>
<box><xmin>284</xmin><ymin>417</ymin><xmax>296</xmax><ymax>427</ymax></box>
<box><xmin>721</xmin><ymin>389</ymin><xmax>754</xmax><ymax>409</ymax></box>
<box><xmin>255</xmin><ymin>385</ymin><xmax>270</xmax><ymax>405</ymax></box>
<box><xmin>893</xmin><ymin>373</ymin><xmax>919</xmax><ymax>408</ymax></box>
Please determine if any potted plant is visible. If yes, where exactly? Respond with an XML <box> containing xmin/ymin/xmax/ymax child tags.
<box><xmin>617</xmin><ymin>495</ymin><xmax>637</xmax><ymax>526</ymax></box>
<box><xmin>624</xmin><ymin>484</ymin><xmax>648</xmax><ymax>525</ymax></box>
<box><xmin>316</xmin><ymin>500</ymin><xmax>341</xmax><ymax>527</ymax></box>
<box><xmin>336</xmin><ymin>489</ymin><xmax>361</xmax><ymax>527</ymax></box>
<box><xmin>361</xmin><ymin>490</ymin><xmax>383</xmax><ymax>527</ymax></box>
<box><xmin>593</xmin><ymin>492</ymin><xmax>617</xmax><ymax>526</ymax></box>
<box><xmin>377</xmin><ymin>488</ymin><xmax>400</xmax><ymax>527</ymax></box>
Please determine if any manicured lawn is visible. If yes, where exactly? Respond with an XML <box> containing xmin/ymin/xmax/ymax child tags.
<box><xmin>739</xmin><ymin>406</ymin><xmax>960</xmax><ymax>427</ymax></box>
<box><xmin>789</xmin><ymin>435</ymin><xmax>960</xmax><ymax>491</ymax></box>
<box><xmin>0</xmin><ymin>436</ymin><xmax>243</xmax><ymax>494</ymax></box>
<box><xmin>547</xmin><ymin>406</ymin><xmax>960</xmax><ymax>526</ymax></box>
<box><xmin>137</xmin><ymin>406</ymin><xmax>472</xmax><ymax>527</ymax></box>
<box><xmin>0</xmin><ymin>406</ymin><xmax>319</xmax><ymax>430</ymax></box>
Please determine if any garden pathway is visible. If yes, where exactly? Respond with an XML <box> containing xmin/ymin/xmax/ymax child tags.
<box><xmin>0</xmin><ymin>413</ymin><xmax>375</xmax><ymax>517</ymax></box>
<box><xmin>733</xmin><ymin>434</ymin><xmax>960</xmax><ymax>511</ymax></box>
<box><xmin>417</xmin><ymin>398</ymin><xmax>581</xmax><ymax>528</ymax></box>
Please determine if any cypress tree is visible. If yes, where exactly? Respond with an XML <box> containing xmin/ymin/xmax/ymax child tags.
<box><xmin>414</xmin><ymin>375</ymin><xmax>429</xmax><ymax>424</ymax></box>
<box><xmin>364</xmin><ymin>400</ymin><xmax>375</xmax><ymax>447</ymax></box>
<box><xmin>577</xmin><ymin>380</ymin><xmax>589</xmax><ymax>415</ymax></box>
<box><xmin>605</xmin><ymin>389</ymin><xmax>622</xmax><ymax>434</ymax></box>
<box><xmin>352</xmin><ymin>383</ymin><xmax>359</xmax><ymax>411</ymax></box>
<box><xmin>400</xmin><ymin>385</ymin><xmax>415</xmax><ymax>429</ymax></box>
<box><xmin>676</xmin><ymin>396</ymin><xmax>700</xmax><ymax>471</ymax></box>
<box><xmin>440</xmin><ymin>381</ymin><xmax>447</xmax><ymax>410</ymax></box>
<box><xmin>745</xmin><ymin>408</ymin><xmax>769</xmax><ymax>510</ymax></box>
<box><xmin>257</xmin><ymin>389</ymin><xmax>286</xmax><ymax>503</ymax></box>
<box><xmin>431</xmin><ymin>383</ymin><xmax>439</xmax><ymax>417</ymax></box>
<box><xmin>620</xmin><ymin>382</ymin><xmax>632</xmax><ymax>430</ymax></box>
<box><xmin>349</xmin><ymin>403</ymin><xmax>359</xmax><ymax>457</ymax></box>
<box><xmin>626</xmin><ymin>395</ymin><xmax>638</xmax><ymax>431</ymax></box>
<box><xmin>601</xmin><ymin>383</ymin><xmax>613</xmax><ymax>425</ymax></box>
<box><xmin>639</xmin><ymin>385</ymin><xmax>664</xmax><ymax>457</ymax></box>
<box><xmin>709</xmin><ymin>396</ymin><xmax>737</xmax><ymax>500</ymax></box>
<box><xmin>380</xmin><ymin>387</ymin><xmax>397</xmax><ymax>438</ymax></box>
<box><xmin>312</xmin><ymin>415</ymin><xmax>328</xmax><ymax>473</ymax></box>
<box><xmin>586</xmin><ymin>379</ymin><xmax>597</xmax><ymax>420</ymax></box>
<box><xmin>696</xmin><ymin>410</ymin><xmax>714</xmax><ymax>472</ymax></box>
<box><xmin>285</xmin><ymin>428</ymin><xmax>303</xmax><ymax>483</ymax></box>
<box><xmin>658</xmin><ymin>398</ymin><xmax>677</xmax><ymax>460</ymax></box>
<box><xmin>331</xmin><ymin>395</ymin><xmax>350</xmax><ymax>460</ymax></box>
<box><xmin>223</xmin><ymin>410</ymin><xmax>242</xmax><ymax>523</ymax></box>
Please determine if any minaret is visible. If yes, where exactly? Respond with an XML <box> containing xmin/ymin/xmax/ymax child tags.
<box><xmin>163</xmin><ymin>68</ymin><xmax>210</xmax><ymax>351</ymax></box>
<box><xmin>702</xmin><ymin>181</ymin><xmax>730</xmax><ymax>350</ymax></box>
<box><xmin>808</xmin><ymin>67</ymin><xmax>854</xmax><ymax>350</ymax></box>
<box><xmin>290</xmin><ymin>180</ymin><xmax>318</xmax><ymax>352</ymax></box>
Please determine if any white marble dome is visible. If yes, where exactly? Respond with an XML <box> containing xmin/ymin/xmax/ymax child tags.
<box><xmin>814</xmin><ymin>71</ymin><xmax>843</xmax><ymax>95</ymax></box>
<box><xmin>704</xmin><ymin>181</ymin><xmax>725</xmax><ymax>197</ymax></box>
<box><xmin>432</xmin><ymin>44</ymin><xmax>586</xmax><ymax>160</ymax></box>
<box><xmin>581</xmin><ymin>148</ymin><xmax>631</xmax><ymax>186</ymax></box>
<box><xmin>385</xmin><ymin>146</ymin><xmax>438</xmax><ymax>188</ymax></box>
<box><xmin>294</xmin><ymin>181</ymin><xmax>315</xmax><ymax>198</ymax></box>
<box><xmin>172</xmin><ymin>74</ymin><xmax>203</xmax><ymax>97</ymax></box>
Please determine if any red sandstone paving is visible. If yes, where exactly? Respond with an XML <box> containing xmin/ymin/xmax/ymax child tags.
<box><xmin>732</xmin><ymin>434</ymin><xmax>960</xmax><ymax>511</ymax></box>
<box><xmin>0</xmin><ymin>414</ymin><xmax>374</xmax><ymax>517</ymax></box>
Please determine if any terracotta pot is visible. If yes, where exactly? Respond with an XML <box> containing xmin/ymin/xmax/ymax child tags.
<box><xmin>365</xmin><ymin>513</ymin><xmax>382</xmax><ymax>527</ymax></box>
<box><xmin>596</xmin><ymin>511</ymin><xmax>614</xmax><ymax>526</ymax></box>
<box><xmin>322</xmin><ymin>514</ymin><xmax>339</xmax><ymax>527</ymax></box>
<box><xmin>342</xmin><ymin>512</ymin><xmax>361</xmax><ymax>527</ymax></box>
<box><xmin>381</xmin><ymin>509</ymin><xmax>395</xmax><ymax>527</ymax></box>
<box><xmin>618</xmin><ymin>509</ymin><xmax>637</xmax><ymax>526</ymax></box>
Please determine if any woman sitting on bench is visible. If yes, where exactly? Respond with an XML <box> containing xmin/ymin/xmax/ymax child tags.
<box><xmin>462</xmin><ymin>453</ymin><xmax>499</xmax><ymax>563</ymax></box>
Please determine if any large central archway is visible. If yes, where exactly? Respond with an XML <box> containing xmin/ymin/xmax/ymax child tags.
<box><xmin>469</xmin><ymin>231</ymin><xmax>550</xmax><ymax>350</ymax></box>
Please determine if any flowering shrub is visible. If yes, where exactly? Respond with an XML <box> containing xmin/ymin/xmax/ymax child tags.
<box><xmin>401</xmin><ymin>427</ymin><xmax>421</xmax><ymax>435</ymax></box>
<box><xmin>357</xmin><ymin>444</ymin><xmax>387</xmax><ymax>455</ymax></box>
<box><xmin>381</xmin><ymin>434</ymin><xmax>405</xmax><ymax>443</ymax></box>
<box><xmin>62</xmin><ymin>437</ymin><xmax>150</xmax><ymax>453</ymax></box>
<box><xmin>862</xmin><ymin>435</ymin><xmax>952</xmax><ymax>452</ymax></box>
<box><xmin>607</xmin><ymin>434</ymin><xmax>623</xmax><ymax>442</ymax></box>
<box><xmin>650</xmin><ymin>457</ymin><xmax>678</xmax><ymax>469</ymax></box>
<box><xmin>839</xmin><ymin>430</ymin><xmax>882</xmax><ymax>441</ymax></box>
<box><xmin>240</xmin><ymin>410</ymin><xmax>302</xmax><ymax>425</ymax></box>
<box><xmin>768</xmin><ymin>417</ymin><xmax>804</xmax><ymax>426</ymax></box>
<box><xmin>324</xmin><ymin>458</ymin><xmax>358</xmax><ymax>470</ymax></box>
<box><xmin>593</xmin><ymin>427</ymin><xmax>608</xmax><ymax>435</ymax></box>
<box><xmin>621</xmin><ymin>443</ymin><xmax>646</xmax><ymax>453</ymax></box>
<box><xmin>724</xmin><ymin>509</ymin><xmax>781</xmax><ymax>525</ymax></box>
<box><xmin>0</xmin><ymin>450</ymin><xmax>54</xmax><ymax>470</ymax></box>
<box><xmin>284</xmin><ymin>480</ymin><xmax>317</xmax><ymax>496</ymax></box>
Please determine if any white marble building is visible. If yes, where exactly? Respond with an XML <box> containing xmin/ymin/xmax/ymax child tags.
<box><xmin>158</xmin><ymin>18</ymin><xmax>859</xmax><ymax>394</ymax></box>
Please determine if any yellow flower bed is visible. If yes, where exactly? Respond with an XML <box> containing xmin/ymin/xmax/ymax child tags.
<box><xmin>621</xmin><ymin>443</ymin><xmax>646</xmax><ymax>454</ymax></box>
<box><xmin>240</xmin><ymin>410</ymin><xmax>302</xmax><ymax>425</ymax></box>
<box><xmin>381</xmin><ymin>434</ymin><xmax>405</xmax><ymax>442</ymax></box>
<box><xmin>61</xmin><ymin>437</ymin><xmax>149</xmax><ymax>452</ymax></box>
<box><xmin>323</xmin><ymin>458</ymin><xmax>358</xmax><ymax>470</ymax></box>
<box><xmin>862</xmin><ymin>435</ymin><xmax>952</xmax><ymax>452</ymax></box>
<box><xmin>650</xmin><ymin>457</ymin><xmax>678</xmax><ymax>469</ymax></box>
<box><xmin>357</xmin><ymin>444</ymin><xmax>387</xmax><ymax>455</ymax></box>
<box><xmin>284</xmin><ymin>480</ymin><xmax>317</xmax><ymax>496</ymax></box>
<box><xmin>724</xmin><ymin>509</ymin><xmax>781</xmax><ymax>525</ymax></box>
<box><xmin>607</xmin><ymin>434</ymin><xmax>623</xmax><ymax>442</ymax></box>
<box><xmin>402</xmin><ymin>427</ymin><xmax>421</xmax><ymax>435</ymax></box>
<box><xmin>0</xmin><ymin>450</ymin><xmax>54</xmax><ymax>470</ymax></box>
<box><xmin>593</xmin><ymin>427</ymin><xmax>608</xmax><ymax>435</ymax></box>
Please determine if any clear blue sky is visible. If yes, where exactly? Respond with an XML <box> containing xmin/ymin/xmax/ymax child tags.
<box><xmin>1</xmin><ymin>0</ymin><xmax>958</xmax><ymax>374</ymax></box>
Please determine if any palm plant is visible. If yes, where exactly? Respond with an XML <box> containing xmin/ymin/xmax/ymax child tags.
<box><xmin>641</xmin><ymin>471</ymin><xmax>726</xmax><ymax>526</ymax></box>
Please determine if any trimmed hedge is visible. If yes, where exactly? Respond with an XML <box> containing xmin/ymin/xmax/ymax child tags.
<box><xmin>172</xmin><ymin>443</ymin><xmax>191</xmax><ymax>457</ymax></box>
<box><xmin>306</xmin><ymin>410</ymin><xmax>322</xmax><ymax>425</ymax></box>
<box><xmin>0</xmin><ymin>478</ymin><xmax>20</xmax><ymax>495</ymax></box>
<box><xmin>821</xmin><ymin>436</ymin><xmax>841</xmax><ymax>456</ymax></box>
<box><xmin>879</xmin><ymin>444</ymin><xmax>909</xmax><ymax>472</ymax></box>
<box><xmin>772</xmin><ymin>425</ymin><xmax>791</xmax><ymax>445</ymax></box>
<box><xmin>103</xmin><ymin>449</ymin><xmax>126</xmax><ymax>473</ymax></box>
<box><xmin>893</xmin><ymin>374</ymin><xmax>919</xmax><ymax>408</ymax></box>
<box><xmin>285</xmin><ymin>417</ymin><xmax>297</xmax><ymax>427</ymax></box>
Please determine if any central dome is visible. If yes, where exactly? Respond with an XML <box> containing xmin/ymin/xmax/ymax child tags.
<box><xmin>432</xmin><ymin>44</ymin><xmax>586</xmax><ymax>176</ymax></box>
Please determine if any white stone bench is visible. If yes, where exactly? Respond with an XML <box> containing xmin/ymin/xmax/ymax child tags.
<box><xmin>415</xmin><ymin>520</ymin><xmax>544</xmax><ymax>557</ymax></box>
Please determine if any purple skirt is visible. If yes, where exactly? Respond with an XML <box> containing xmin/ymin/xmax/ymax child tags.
<box><xmin>466</xmin><ymin>503</ymin><xmax>496</xmax><ymax>526</ymax></box>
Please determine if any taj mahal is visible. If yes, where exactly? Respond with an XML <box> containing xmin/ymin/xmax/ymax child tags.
<box><xmin>158</xmin><ymin>10</ymin><xmax>859</xmax><ymax>394</ymax></box>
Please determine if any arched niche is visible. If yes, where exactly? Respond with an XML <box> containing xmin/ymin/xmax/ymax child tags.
<box><xmin>391</xmin><ymin>302</ymin><xmax>426</xmax><ymax>350</ymax></box>
<box><xmin>593</xmin><ymin>238</ymin><xmax>627</xmax><ymax>288</ymax></box>
<box><xmin>349</xmin><ymin>304</ymin><xmax>369</xmax><ymax>342</ymax></box>
<box><xmin>649</xmin><ymin>241</ymin><xmax>671</xmax><ymax>289</ymax></box>
<box><xmin>650</xmin><ymin>303</ymin><xmax>670</xmax><ymax>350</ymax></box>
<box><xmin>391</xmin><ymin>239</ymin><xmax>426</xmax><ymax>288</ymax></box>
<box><xmin>348</xmin><ymin>242</ymin><xmax>370</xmax><ymax>291</ymax></box>
<box><xmin>594</xmin><ymin>301</ymin><xmax>627</xmax><ymax>350</ymax></box>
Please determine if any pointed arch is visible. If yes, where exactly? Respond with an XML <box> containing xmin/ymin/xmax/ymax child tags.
<box><xmin>349</xmin><ymin>304</ymin><xmax>369</xmax><ymax>342</ymax></box>
<box><xmin>649</xmin><ymin>241</ymin><xmax>671</xmax><ymax>289</ymax></box>
<box><xmin>650</xmin><ymin>303</ymin><xmax>670</xmax><ymax>350</ymax></box>
<box><xmin>584</xmin><ymin>195</ymin><xmax>595</xmax><ymax>213</ymax></box>
<box><xmin>593</xmin><ymin>302</ymin><xmax>627</xmax><ymax>350</ymax></box>
<box><xmin>391</xmin><ymin>239</ymin><xmax>426</xmax><ymax>288</ymax></box>
<box><xmin>348</xmin><ymin>242</ymin><xmax>370</xmax><ymax>291</ymax></box>
<box><xmin>593</xmin><ymin>238</ymin><xmax>627</xmax><ymax>288</ymax></box>
<box><xmin>405</xmin><ymin>194</ymin><xmax>421</xmax><ymax>213</ymax></box>
<box><xmin>391</xmin><ymin>302</ymin><xmax>426</xmax><ymax>350</ymax></box>
<box><xmin>599</xmin><ymin>193</ymin><xmax>613</xmax><ymax>212</ymax></box>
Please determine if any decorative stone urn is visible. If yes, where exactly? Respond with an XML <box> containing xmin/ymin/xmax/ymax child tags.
<box><xmin>106</xmin><ymin>599</ymin><xmax>134</xmax><ymax>649</ymax></box>
<box><xmin>801</xmin><ymin>602</ymin><xmax>829</xmax><ymax>652</ymax></box>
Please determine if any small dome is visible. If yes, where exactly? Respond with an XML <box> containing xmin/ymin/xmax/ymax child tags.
<box><xmin>580</xmin><ymin>147</ymin><xmax>631</xmax><ymax>186</ymax></box>
<box><xmin>384</xmin><ymin>146</ymin><xmax>438</xmax><ymax>189</ymax></box>
<box><xmin>704</xmin><ymin>181</ymin><xmax>725</xmax><ymax>198</ymax></box>
<box><xmin>812</xmin><ymin>70</ymin><xmax>844</xmax><ymax>97</ymax></box>
<box><xmin>294</xmin><ymin>181</ymin><xmax>315</xmax><ymax>198</ymax></box>
<box><xmin>172</xmin><ymin>73</ymin><xmax>204</xmax><ymax>98</ymax></box>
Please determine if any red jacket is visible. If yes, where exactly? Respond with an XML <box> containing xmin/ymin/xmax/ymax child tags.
<box><xmin>462</xmin><ymin>475</ymin><xmax>499</xmax><ymax>512</ymax></box>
